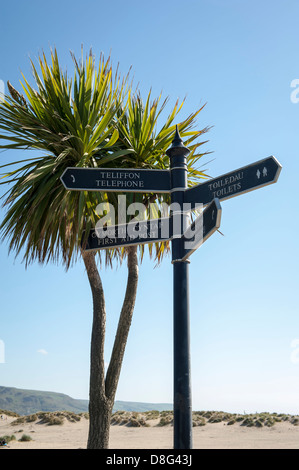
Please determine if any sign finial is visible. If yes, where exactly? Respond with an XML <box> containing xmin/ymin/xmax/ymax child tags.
<box><xmin>170</xmin><ymin>125</ymin><xmax>185</xmax><ymax>148</ymax></box>
<box><xmin>166</xmin><ymin>125</ymin><xmax>190</xmax><ymax>158</ymax></box>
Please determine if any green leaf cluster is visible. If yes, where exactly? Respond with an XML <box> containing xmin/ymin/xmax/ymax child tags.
<box><xmin>0</xmin><ymin>47</ymin><xmax>210</xmax><ymax>269</ymax></box>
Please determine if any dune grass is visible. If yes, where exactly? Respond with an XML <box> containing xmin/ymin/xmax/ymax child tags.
<box><xmin>11</xmin><ymin>411</ymin><xmax>83</xmax><ymax>426</ymax></box>
<box><xmin>0</xmin><ymin>434</ymin><xmax>16</xmax><ymax>443</ymax></box>
<box><xmin>2</xmin><ymin>409</ymin><xmax>299</xmax><ymax>428</ymax></box>
<box><xmin>110</xmin><ymin>410</ymin><xmax>299</xmax><ymax>428</ymax></box>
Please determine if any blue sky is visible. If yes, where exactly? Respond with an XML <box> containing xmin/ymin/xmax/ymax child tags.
<box><xmin>0</xmin><ymin>0</ymin><xmax>299</xmax><ymax>414</ymax></box>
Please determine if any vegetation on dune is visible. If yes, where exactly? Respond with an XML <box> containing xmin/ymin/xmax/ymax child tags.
<box><xmin>11</xmin><ymin>410</ymin><xmax>84</xmax><ymax>426</ymax></box>
<box><xmin>0</xmin><ymin>409</ymin><xmax>19</xmax><ymax>417</ymax></box>
<box><xmin>18</xmin><ymin>434</ymin><xmax>33</xmax><ymax>442</ymax></box>
<box><xmin>2</xmin><ymin>409</ymin><xmax>299</xmax><ymax>428</ymax></box>
<box><xmin>0</xmin><ymin>434</ymin><xmax>16</xmax><ymax>443</ymax></box>
<box><xmin>110</xmin><ymin>410</ymin><xmax>299</xmax><ymax>428</ymax></box>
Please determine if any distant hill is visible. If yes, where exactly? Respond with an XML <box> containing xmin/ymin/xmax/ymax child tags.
<box><xmin>0</xmin><ymin>386</ymin><xmax>89</xmax><ymax>415</ymax></box>
<box><xmin>0</xmin><ymin>386</ymin><xmax>172</xmax><ymax>416</ymax></box>
<box><xmin>113</xmin><ymin>401</ymin><xmax>173</xmax><ymax>413</ymax></box>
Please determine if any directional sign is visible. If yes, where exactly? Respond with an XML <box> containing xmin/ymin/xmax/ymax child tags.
<box><xmin>61</xmin><ymin>167</ymin><xmax>171</xmax><ymax>193</ymax></box>
<box><xmin>180</xmin><ymin>198</ymin><xmax>222</xmax><ymax>261</ymax></box>
<box><xmin>83</xmin><ymin>218</ymin><xmax>172</xmax><ymax>251</ymax></box>
<box><xmin>184</xmin><ymin>156</ymin><xmax>282</xmax><ymax>209</ymax></box>
<box><xmin>82</xmin><ymin>200</ymin><xmax>222</xmax><ymax>254</ymax></box>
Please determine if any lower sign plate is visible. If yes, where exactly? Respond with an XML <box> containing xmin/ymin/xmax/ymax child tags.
<box><xmin>83</xmin><ymin>218</ymin><xmax>172</xmax><ymax>251</ymax></box>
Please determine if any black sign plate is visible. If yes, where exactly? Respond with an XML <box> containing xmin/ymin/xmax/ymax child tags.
<box><xmin>61</xmin><ymin>167</ymin><xmax>171</xmax><ymax>193</ymax></box>
<box><xmin>184</xmin><ymin>156</ymin><xmax>282</xmax><ymax>209</ymax></box>
<box><xmin>83</xmin><ymin>218</ymin><xmax>172</xmax><ymax>251</ymax></box>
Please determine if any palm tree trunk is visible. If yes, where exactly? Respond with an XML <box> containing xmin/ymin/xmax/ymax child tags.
<box><xmin>82</xmin><ymin>250</ymin><xmax>108</xmax><ymax>448</ymax></box>
<box><xmin>82</xmin><ymin>245</ymin><xmax>139</xmax><ymax>449</ymax></box>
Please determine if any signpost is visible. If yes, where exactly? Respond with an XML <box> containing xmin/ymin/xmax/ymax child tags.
<box><xmin>60</xmin><ymin>125</ymin><xmax>282</xmax><ymax>450</ymax></box>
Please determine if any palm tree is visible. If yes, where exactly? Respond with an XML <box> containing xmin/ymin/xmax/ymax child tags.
<box><xmin>0</xmin><ymin>47</ymin><xmax>210</xmax><ymax>448</ymax></box>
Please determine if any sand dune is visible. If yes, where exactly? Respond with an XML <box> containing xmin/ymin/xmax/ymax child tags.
<box><xmin>1</xmin><ymin>411</ymin><xmax>299</xmax><ymax>449</ymax></box>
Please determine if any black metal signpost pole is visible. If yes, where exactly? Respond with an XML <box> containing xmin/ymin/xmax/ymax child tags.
<box><xmin>167</xmin><ymin>127</ymin><xmax>192</xmax><ymax>449</ymax></box>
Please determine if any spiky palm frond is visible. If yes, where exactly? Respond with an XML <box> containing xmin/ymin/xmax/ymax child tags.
<box><xmin>0</xmin><ymin>48</ymin><xmax>128</xmax><ymax>268</ymax></box>
<box><xmin>0</xmin><ymin>48</ymin><xmax>210</xmax><ymax>269</ymax></box>
<box><xmin>111</xmin><ymin>91</ymin><xmax>211</xmax><ymax>264</ymax></box>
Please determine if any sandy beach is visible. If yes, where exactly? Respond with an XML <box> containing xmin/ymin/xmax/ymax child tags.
<box><xmin>1</xmin><ymin>412</ymin><xmax>299</xmax><ymax>449</ymax></box>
